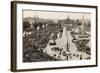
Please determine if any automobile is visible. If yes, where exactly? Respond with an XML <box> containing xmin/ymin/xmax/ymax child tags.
<box><xmin>49</xmin><ymin>39</ymin><xmax>56</xmax><ymax>45</ymax></box>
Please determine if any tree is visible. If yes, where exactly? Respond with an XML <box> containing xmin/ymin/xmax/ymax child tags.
<box><xmin>23</xmin><ymin>21</ymin><xmax>30</xmax><ymax>31</ymax></box>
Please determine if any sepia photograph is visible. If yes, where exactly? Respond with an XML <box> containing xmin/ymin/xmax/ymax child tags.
<box><xmin>23</xmin><ymin>10</ymin><xmax>91</xmax><ymax>62</ymax></box>
<box><xmin>11</xmin><ymin>1</ymin><xmax>97</xmax><ymax>72</ymax></box>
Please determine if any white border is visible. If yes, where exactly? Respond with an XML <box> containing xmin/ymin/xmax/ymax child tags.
<box><xmin>17</xmin><ymin>3</ymin><xmax>96</xmax><ymax>69</ymax></box>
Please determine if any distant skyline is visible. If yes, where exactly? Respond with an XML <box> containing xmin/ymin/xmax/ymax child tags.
<box><xmin>23</xmin><ymin>10</ymin><xmax>91</xmax><ymax>20</ymax></box>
